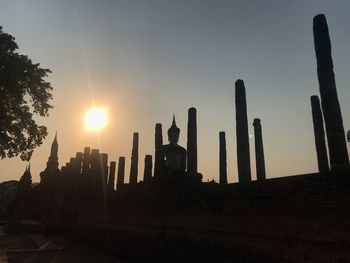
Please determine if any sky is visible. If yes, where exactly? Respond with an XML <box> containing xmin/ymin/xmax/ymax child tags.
<box><xmin>0</xmin><ymin>0</ymin><xmax>349</xmax><ymax>183</ymax></box>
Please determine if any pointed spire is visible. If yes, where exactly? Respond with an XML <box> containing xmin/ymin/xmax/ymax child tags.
<box><xmin>53</xmin><ymin>131</ymin><xmax>58</xmax><ymax>145</ymax></box>
<box><xmin>170</xmin><ymin>114</ymin><xmax>179</xmax><ymax>130</ymax></box>
<box><xmin>168</xmin><ymin>114</ymin><xmax>180</xmax><ymax>140</ymax></box>
<box><xmin>44</xmin><ymin>131</ymin><xmax>59</xmax><ymax>173</ymax></box>
<box><xmin>19</xmin><ymin>162</ymin><xmax>32</xmax><ymax>193</ymax></box>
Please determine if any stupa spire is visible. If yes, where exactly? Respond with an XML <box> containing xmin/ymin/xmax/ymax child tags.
<box><xmin>45</xmin><ymin>132</ymin><xmax>59</xmax><ymax>172</ymax></box>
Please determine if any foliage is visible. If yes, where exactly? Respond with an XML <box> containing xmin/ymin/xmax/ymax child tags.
<box><xmin>0</xmin><ymin>26</ymin><xmax>53</xmax><ymax>160</ymax></box>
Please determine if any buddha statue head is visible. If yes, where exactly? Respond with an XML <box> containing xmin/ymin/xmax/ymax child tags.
<box><xmin>167</xmin><ymin>115</ymin><xmax>180</xmax><ymax>144</ymax></box>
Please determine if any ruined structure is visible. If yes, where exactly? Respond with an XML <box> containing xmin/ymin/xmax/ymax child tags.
<box><xmin>100</xmin><ymin>153</ymin><xmax>109</xmax><ymax>193</ymax></box>
<box><xmin>9</xmin><ymin>14</ymin><xmax>350</xmax><ymax>263</ymax></box>
<box><xmin>81</xmin><ymin>147</ymin><xmax>91</xmax><ymax>198</ymax></box>
<box><xmin>129</xmin><ymin>133</ymin><xmax>139</xmax><ymax>184</ymax></box>
<box><xmin>143</xmin><ymin>155</ymin><xmax>153</xmax><ymax>182</ymax></box>
<box><xmin>253</xmin><ymin>118</ymin><xmax>266</xmax><ymax>180</ymax></box>
<box><xmin>90</xmin><ymin>149</ymin><xmax>100</xmax><ymax>193</ymax></box>
<box><xmin>235</xmin><ymin>80</ymin><xmax>251</xmax><ymax>183</ymax></box>
<box><xmin>187</xmin><ymin>108</ymin><xmax>197</xmax><ymax>176</ymax></box>
<box><xmin>46</xmin><ymin>132</ymin><xmax>59</xmax><ymax>171</ymax></box>
<box><xmin>37</xmin><ymin>133</ymin><xmax>64</xmax><ymax>224</ymax></box>
<box><xmin>154</xmin><ymin>123</ymin><xmax>164</xmax><ymax>178</ymax></box>
<box><xmin>313</xmin><ymin>14</ymin><xmax>349</xmax><ymax>170</ymax></box>
<box><xmin>82</xmin><ymin>147</ymin><xmax>91</xmax><ymax>174</ymax></box>
<box><xmin>18</xmin><ymin>165</ymin><xmax>32</xmax><ymax>195</ymax></box>
<box><xmin>117</xmin><ymin>156</ymin><xmax>125</xmax><ymax>190</ymax></box>
<box><xmin>40</xmin><ymin>133</ymin><xmax>60</xmax><ymax>183</ymax></box>
<box><xmin>219</xmin><ymin>132</ymin><xmax>227</xmax><ymax>184</ymax></box>
<box><xmin>311</xmin><ymin>95</ymin><xmax>329</xmax><ymax>173</ymax></box>
<box><xmin>108</xmin><ymin>161</ymin><xmax>116</xmax><ymax>192</ymax></box>
<box><xmin>75</xmin><ymin>152</ymin><xmax>83</xmax><ymax>169</ymax></box>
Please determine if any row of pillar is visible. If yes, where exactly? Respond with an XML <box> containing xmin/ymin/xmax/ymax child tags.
<box><xmin>70</xmin><ymin>105</ymin><xmax>199</xmax><ymax>190</ymax></box>
<box><xmin>126</xmin><ymin>89</ymin><xmax>265</xmax><ymax>185</ymax></box>
<box><xmin>61</xmin><ymin>147</ymin><xmax>126</xmax><ymax>194</ymax></box>
<box><xmin>222</xmin><ymin>14</ymin><xmax>349</xmax><ymax>184</ymax></box>
<box><xmin>60</xmin><ymin>14</ymin><xmax>347</xmax><ymax>194</ymax></box>
<box><xmin>60</xmin><ymin>108</ymin><xmax>199</xmax><ymax>194</ymax></box>
<box><xmin>311</xmin><ymin>14</ymin><xmax>349</xmax><ymax>172</ymax></box>
<box><xmin>219</xmin><ymin>80</ymin><xmax>266</xmax><ymax>185</ymax></box>
<box><xmin>128</xmin><ymin>106</ymin><xmax>199</xmax><ymax>184</ymax></box>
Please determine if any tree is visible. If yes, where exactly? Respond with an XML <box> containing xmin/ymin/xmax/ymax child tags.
<box><xmin>0</xmin><ymin>26</ymin><xmax>53</xmax><ymax>161</ymax></box>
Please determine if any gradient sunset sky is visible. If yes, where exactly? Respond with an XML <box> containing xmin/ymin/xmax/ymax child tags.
<box><xmin>1</xmin><ymin>0</ymin><xmax>349</xmax><ymax>183</ymax></box>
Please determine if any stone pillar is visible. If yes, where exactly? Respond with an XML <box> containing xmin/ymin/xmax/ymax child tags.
<box><xmin>253</xmin><ymin>118</ymin><xmax>266</xmax><ymax>180</ymax></box>
<box><xmin>143</xmin><ymin>155</ymin><xmax>153</xmax><ymax>182</ymax></box>
<box><xmin>187</xmin><ymin>107</ymin><xmax>197</xmax><ymax>175</ymax></box>
<box><xmin>73</xmin><ymin>153</ymin><xmax>83</xmax><ymax>208</ymax></box>
<box><xmin>100</xmin><ymin>153</ymin><xmax>109</xmax><ymax>190</ymax></box>
<box><xmin>80</xmin><ymin>147</ymin><xmax>90</xmax><ymax>199</ymax></box>
<box><xmin>82</xmin><ymin>147</ymin><xmax>90</xmax><ymax>174</ymax></box>
<box><xmin>108</xmin><ymin>161</ymin><xmax>116</xmax><ymax>193</ymax></box>
<box><xmin>75</xmin><ymin>152</ymin><xmax>83</xmax><ymax>174</ymax></box>
<box><xmin>90</xmin><ymin>149</ymin><xmax>100</xmax><ymax>193</ymax></box>
<box><xmin>235</xmin><ymin>79</ymin><xmax>251</xmax><ymax>183</ymax></box>
<box><xmin>69</xmin><ymin>157</ymin><xmax>76</xmax><ymax>167</ymax></box>
<box><xmin>313</xmin><ymin>14</ymin><xmax>349</xmax><ymax>170</ymax></box>
<box><xmin>129</xmin><ymin>133</ymin><xmax>139</xmax><ymax>184</ymax></box>
<box><xmin>117</xmin><ymin>156</ymin><xmax>125</xmax><ymax>190</ymax></box>
<box><xmin>154</xmin><ymin>123</ymin><xmax>163</xmax><ymax>178</ymax></box>
<box><xmin>219</xmin><ymin>131</ymin><xmax>227</xmax><ymax>184</ymax></box>
<box><xmin>90</xmin><ymin>149</ymin><xmax>99</xmax><ymax>173</ymax></box>
<box><xmin>311</xmin><ymin>96</ymin><xmax>330</xmax><ymax>173</ymax></box>
<box><xmin>73</xmin><ymin>153</ymin><xmax>83</xmax><ymax>196</ymax></box>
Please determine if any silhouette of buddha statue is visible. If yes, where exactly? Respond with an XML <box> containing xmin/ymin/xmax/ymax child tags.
<box><xmin>161</xmin><ymin>116</ymin><xmax>187</xmax><ymax>176</ymax></box>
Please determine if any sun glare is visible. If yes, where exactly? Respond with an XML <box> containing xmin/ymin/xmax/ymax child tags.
<box><xmin>84</xmin><ymin>107</ymin><xmax>108</xmax><ymax>131</ymax></box>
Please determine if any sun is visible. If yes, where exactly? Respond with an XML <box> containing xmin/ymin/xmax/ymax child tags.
<box><xmin>84</xmin><ymin>107</ymin><xmax>108</xmax><ymax>131</ymax></box>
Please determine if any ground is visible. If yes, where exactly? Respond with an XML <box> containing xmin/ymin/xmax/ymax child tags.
<box><xmin>0</xmin><ymin>222</ymin><xmax>124</xmax><ymax>263</ymax></box>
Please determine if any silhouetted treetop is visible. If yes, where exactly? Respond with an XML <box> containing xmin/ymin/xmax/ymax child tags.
<box><xmin>0</xmin><ymin>26</ymin><xmax>53</xmax><ymax>161</ymax></box>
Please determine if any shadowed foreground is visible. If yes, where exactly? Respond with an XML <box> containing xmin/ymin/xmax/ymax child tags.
<box><xmin>0</xmin><ymin>231</ymin><xmax>125</xmax><ymax>263</ymax></box>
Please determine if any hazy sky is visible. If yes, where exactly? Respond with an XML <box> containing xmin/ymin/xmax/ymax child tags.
<box><xmin>1</xmin><ymin>0</ymin><xmax>349</xmax><ymax>183</ymax></box>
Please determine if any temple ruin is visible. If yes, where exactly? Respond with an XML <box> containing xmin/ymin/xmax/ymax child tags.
<box><xmin>7</xmin><ymin>13</ymin><xmax>350</xmax><ymax>263</ymax></box>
